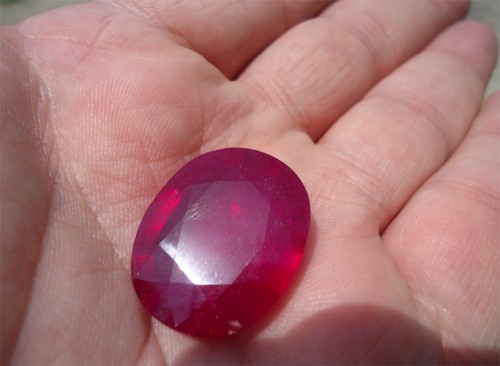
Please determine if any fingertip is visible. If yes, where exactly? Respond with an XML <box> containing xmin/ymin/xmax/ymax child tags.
<box><xmin>426</xmin><ymin>20</ymin><xmax>498</xmax><ymax>84</ymax></box>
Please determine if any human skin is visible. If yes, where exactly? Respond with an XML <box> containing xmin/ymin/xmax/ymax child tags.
<box><xmin>1</xmin><ymin>0</ymin><xmax>498</xmax><ymax>364</ymax></box>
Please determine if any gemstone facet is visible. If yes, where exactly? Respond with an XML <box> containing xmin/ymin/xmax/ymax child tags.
<box><xmin>131</xmin><ymin>148</ymin><xmax>310</xmax><ymax>337</ymax></box>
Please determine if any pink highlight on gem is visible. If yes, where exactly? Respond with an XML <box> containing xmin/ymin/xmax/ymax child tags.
<box><xmin>131</xmin><ymin>148</ymin><xmax>310</xmax><ymax>337</ymax></box>
<box><xmin>231</xmin><ymin>204</ymin><xmax>243</xmax><ymax>217</ymax></box>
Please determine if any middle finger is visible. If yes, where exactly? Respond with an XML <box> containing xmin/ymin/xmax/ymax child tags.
<box><xmin>239</xmin><ymin>0</ymin><xmax>469</xmax><ymax>141</ymax></box>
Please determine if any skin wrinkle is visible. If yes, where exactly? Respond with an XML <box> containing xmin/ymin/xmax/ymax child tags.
<box><xmin>197</xmin><ymin>94</ymin><xmax>259</xmax><ymax>155</ymax></box>
<box><xmin>323</xmin><ymin>145</ymin><xmax>387</xmax><ymax>231</ymax></box>
<box><xmin>442</xmin><ymin>177</ymin><xmax>500</xmax><ymax>214</ymax></box>
<box><xmin>74</xmin><ymin>16</ymin><xmax>115</xmax><ymax>68</ymax></box>
<box><xmin>368</xmin><ymin>93</ymin><xmax>453</xmax><ymax>156</ymax></box>
<box><xmin>250</xmin><ymin>68</ymin><xmax>311</xmax><ymax>135</ymax></box>
<box><xmin>98</xmin><ymin>0</ymin><xmax>194</xmax><ymax>49</ymax></box>
<box><xmin>67</xmin><ymin>164</ymin><xmax>148</xmax><ymax>269</ymax></box>
<box><xmin>63</xmin><ymin>258</ymin><xmax>120</xmax><ymax>282</ymax></box>
<box><xmin>307</xmin><ymin>173</ymin><xmax>383</xmax><ymax>240</ymax></box>
<box><xmin>199</xmin><ymin>82</ymin><xmax>267</xmax><ymax>150</ymax></box>
<box><xmin>193</xmin><ymin>69</ymin><xmax>219</xmax><ymax>155</ymax></box>
<box><xmin>324</xmin><ymin>4</ymin><xmax>396</xmax><ymax>80</ymax></box>
<box><xmin>205</xmin><ymin>85</ymin><xmax>280</xmax><ymax>150</ymax></box>
<box><xmin>133</xmin><ymin>1</ymin><xmax>199</xmax><ymax>52</ymax></box>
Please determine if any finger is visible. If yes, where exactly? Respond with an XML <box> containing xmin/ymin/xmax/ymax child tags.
<box><xmin>317</xmin><ymin>20</ymin><xmax>498</xmax><ymax>232</ymax></box>
<box><xmin>239</xmin><ymin>0</ymin><xmax>469</xmax><ymax>140</ymax></box>
<box><xmin>382</xmin><ymin>91</ymin><xmax>500</xmax><ymax>364</ymax></box>
<box><xmin>100</xmin><ymin>0</ymin><xmax>331</xmax><ymax>78</ymax></box>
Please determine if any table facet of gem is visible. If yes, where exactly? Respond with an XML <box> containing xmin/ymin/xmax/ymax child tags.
<box><xmin>131</xmin><ymin>148</ymin><xmax>310</xmax><ymax>337</ymax></box>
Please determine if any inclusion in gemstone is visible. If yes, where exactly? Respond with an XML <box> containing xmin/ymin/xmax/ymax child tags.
<box><xmin>131</xmin><ymin>148</ymin><xmax>310</xmax><ymax>337</ymax></box>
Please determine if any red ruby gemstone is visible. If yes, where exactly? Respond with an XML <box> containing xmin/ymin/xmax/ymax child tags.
<box><xmin>131</xmin><ymin>148</ymin><xmax>310</xmax><ymax>337</ymax></box>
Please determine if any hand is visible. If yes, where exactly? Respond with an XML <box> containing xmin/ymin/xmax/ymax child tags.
<box><xmin>2</xmin><ymin>0</ymin><xmax>498</xmax><ymax>364</ymax></box>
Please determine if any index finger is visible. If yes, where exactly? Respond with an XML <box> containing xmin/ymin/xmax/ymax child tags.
<box><xmin>101</xmin><ymin>0</ymin><xmax>332</xmax><ymax>78</ymax></box>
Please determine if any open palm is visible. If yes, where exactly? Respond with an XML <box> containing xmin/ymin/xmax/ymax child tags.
<box><xmin>2</xmin><ymin>0</ymin><xmax>498</xmax><ymax>364</ymax></box>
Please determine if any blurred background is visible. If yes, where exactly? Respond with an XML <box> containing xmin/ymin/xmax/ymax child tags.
<box><xmin>0</xmin><ymin>0</ymin><xmax>498</xmax><ymax>96</ymax></box>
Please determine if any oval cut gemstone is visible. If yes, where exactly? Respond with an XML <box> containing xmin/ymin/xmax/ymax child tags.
<box><xmin>131</xmin><ymin>148</ymin><xmax>310</xmax><ymax>337</ymax></box>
